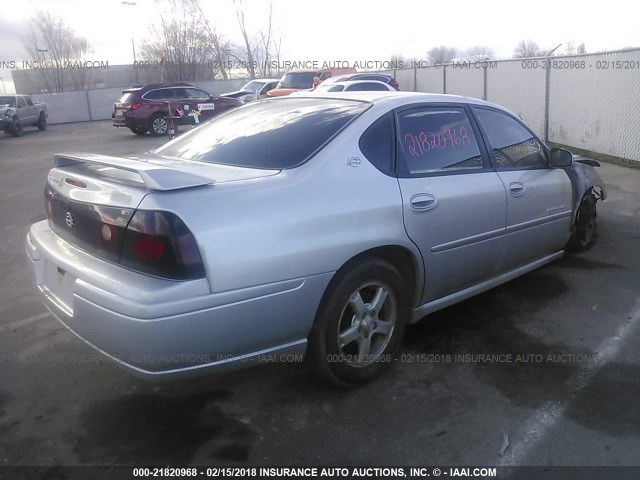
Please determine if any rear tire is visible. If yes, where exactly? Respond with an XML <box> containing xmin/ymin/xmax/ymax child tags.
<box><xmin>37</xmin><ymin>112</ymin><xmax>47</xmax><ymax>131</ymax></box>
<box><xmin>130</xmin><ymin>127</ymin><xmax>148</xmax><ymax>135</ymax></box>
<box><xmin>307</xmin><ymin>257</ymin><xmax>409</xmax><ymax>387</ymax></box>
<box><xmin>148</xmin><ymin>113</ymin><xmax>169</xmax><ymax>136</ymax></box>
<box><xmin>567</xmin><ymin>194</ymin><xmax>597</xmax><ymax>252</ymax></box>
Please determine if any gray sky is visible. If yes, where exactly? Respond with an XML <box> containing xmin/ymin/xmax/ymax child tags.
<box><xmin>1</xmin><ymin>0</ymin><xmax>639</xmax><ymax>93</ymax></box>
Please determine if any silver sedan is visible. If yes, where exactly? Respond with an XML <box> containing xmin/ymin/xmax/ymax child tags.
<box><xmin>26</xmin><ymin>92</ymin><xmax>606</xmax><ymax>386</ymax></box>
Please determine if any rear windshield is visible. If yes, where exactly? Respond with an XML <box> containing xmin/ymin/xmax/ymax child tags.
<box><xmin>0</xmin><ymin>96</ymin><xmax>16</xmax><ymax>107</ymax></box>
<box><xmin>118</xmin><ymin>91</ymin><xmax>139</xmax><ymax>103</ymax></box>
<box><xmin>153</xmin><ymin>98</ymin><xmax>369</xmax><ymax>169</ymax></box>
<box><xmin>277</xmin><ymin>72</ymin><xmax>319</xmax><ymax>89</ymax></box>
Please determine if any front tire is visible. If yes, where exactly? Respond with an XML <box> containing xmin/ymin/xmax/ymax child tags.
<box><xmin>37</xmin><ymin>113</ymin><xmax>47</xmax><ymax>131</ymax></box>
<box><xmin>10</xmin><ymin>118</ymin><xmax>23</xmax><ymax>137</ymax></box>
<box><xmin>567</xmin><ymin>194</ymin><xmax>597</xmax><ymax>252</ymax></box>
<box><xmin>307</xmin><ymin>257</ymin><xmax>409</xmax><ymax>387</ymax></box>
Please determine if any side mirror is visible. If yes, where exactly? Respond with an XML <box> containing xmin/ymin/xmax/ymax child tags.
<box><xmin>549</xmin><ymin>148</ymin><xmax>573</xmax><ymax>168</ymax></box>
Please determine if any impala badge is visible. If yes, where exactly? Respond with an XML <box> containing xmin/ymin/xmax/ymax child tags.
<box><xmin>347</xmin><ymin>157</ymin><xmax>361</xmax><ymax>167</ymax></box>
<box><xmin>65</xmin><ymin>212</ymin><xmax>75</xmax><ymax>228</ymax></box>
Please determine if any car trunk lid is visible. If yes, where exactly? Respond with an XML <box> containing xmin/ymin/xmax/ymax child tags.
<box><xmin>46</xmin><ymin>152</ymin><xmax>279</xmax><ymax>264</ymax></box>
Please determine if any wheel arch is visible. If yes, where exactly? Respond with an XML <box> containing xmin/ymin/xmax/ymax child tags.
<box><xmin>327</xmin><ymin>245</ymin><xmax>423</xmax><ymax>310</ymax></box>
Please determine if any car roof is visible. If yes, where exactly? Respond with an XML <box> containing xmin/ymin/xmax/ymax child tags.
<box><xmin>286</xmin><ymin>91</ymin><xmax>511</xmax><ymax>111</ymax></box>
<box><xmin>123</xmin><ymin>82</ymin><xmax>195</xmax><ymax>92</ymax></box>
<box><xmin>319</xmin><ymin>80</ymin><xmax>393</xmax><ymax>89</ymax></box>
<box><xmin>325</xmin><ymin>73</ymin><xmax>393</xmax><ymax>83</ymax></box>
<box><xmin>248</xmin><ymin>78</ymin><xmax>280</xmax><ymax>83</ymax></box>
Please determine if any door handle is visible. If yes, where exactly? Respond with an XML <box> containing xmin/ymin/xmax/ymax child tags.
<box><xmin>410</xmin><ymin>193</ymin><xmax>437</xmax><ymax>211</ymax></box>
<box><xmin>509</xmin><ymin>182</ymin><xmax>526</xmax><ymax>197</ymax></box>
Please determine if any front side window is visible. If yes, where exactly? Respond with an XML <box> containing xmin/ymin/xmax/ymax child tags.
<box><xmin>473</xmin><ymin>108</ymin><xmax>547</xmax><ymax>169</ymax></box>
<box><xmin>396</xmin><ymin>107</ymin><xmax>484</xmax><ymax>175</ymax></box>
<box><xmin>154</xmin><ymin>98</ymin><xmax>369</xmax><ymax>169</ymax></box>
<box><xmin>17</xmin><ymin>97</ymin><xmax>27</xmax><ymax>108</ymax></box>
<box><xmin>24</xmin><ymin>97</ymin><xmax>34</xmax><ymax>106</ymax></box>
<box><xmin>183</xmin><ymin>88</ymin><xmax>210</xmax><ymax>100</ymax></box>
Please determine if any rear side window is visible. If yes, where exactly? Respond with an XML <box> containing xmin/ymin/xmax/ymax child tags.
<box><xmin>24</xmin><ymin>96</ymin><xmax>34</xmax><ymax>106</ymax></box>
<box><xmin>144</xmin><ymin>89</ymin><xmax>175</xmax><ymax>100</ymax></box>
<box><xmin>346</xmin><ymin>82</ymin><xmax>389</xmax><ymax>91</ymax></box>
<box><xmin>473</xmin><ymin>108</ymin><xmax>547</xmax><ymax>169</ymax></box>
<box><xmin>154</xmin><ymin>98</ymin><xmax>369</xmax><ymax>169</ymax></box>
<box><xmin>354</xmin><ymin>75</ymin><xmax>390</xmax><ymax>83</ymax></box>
<box><xmin>17</xmin><ymin>97</ymin><xmax>27</xmax><ymax>108</ymax></box>
<box><xmin>396</xmin><ymin>107</ymin><xmax>484</xmax><ymax>175</ymax></box>
<box><xmin>359</xmin><ymin>114</ymin><xmax>394</xmax><ymax>175</ymax></box>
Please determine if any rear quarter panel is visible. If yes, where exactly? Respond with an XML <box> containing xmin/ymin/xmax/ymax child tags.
<box><xmin>137</xmin><ymin>109</ymin><xmax>421</xmax><ymax>294</ymax></box>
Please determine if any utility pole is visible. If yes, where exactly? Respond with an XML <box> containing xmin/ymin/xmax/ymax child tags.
<box><xmin>122</xmin><ymin>1</ymin><xmax>139</xmax><ymax>83</ymax></box>
<box><xmin>544</xmin><ymin>43</ymin><xmax>562</xmax><ymax>143</ymax></box>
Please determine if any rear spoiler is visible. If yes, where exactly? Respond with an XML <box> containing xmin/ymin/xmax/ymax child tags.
<box><xmin>54</xmin><ymin>153</ymin><xmax>214</xmax><ymax>191</ymax></box>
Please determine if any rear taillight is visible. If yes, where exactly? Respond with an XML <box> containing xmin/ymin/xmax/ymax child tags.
<box><xmin>45</xmin><ymin>187</ymin><xmax>54</xmax><ymax>218</ymax></box>
<box><xmin>129</xmin><ymin>102</ymin><xmax>141</xmax><ymax>110</ymax></box>
<box><xmin>45</xmin><ymin>185</ymin><xmax>203</xmax><ymax>280</ymax></box>
<box><xmin>45</xmin><ymin>184</ymin><xmax>132</xmax><ymax>263</ymax></box>
<box><xmin>120</xmin><ymin>210</ymin><xmax>205</xmax><ymax>280</ymax></box>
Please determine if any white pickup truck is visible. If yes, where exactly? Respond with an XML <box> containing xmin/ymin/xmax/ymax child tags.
<box><xmin>1</xmin><ymin>94</ymin><xmax>48</xmax><ymax>137</ymax></box>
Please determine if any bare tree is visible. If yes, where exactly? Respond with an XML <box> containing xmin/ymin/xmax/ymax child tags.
<box><xmin>234</xmin><ymin>0</ymin><xmax>256</xmax><ymax>79</ymax></box>
<box><xmin>232</xmin><ymin>0</ymin><xmax>281</xmax><ymax>79</ymax></box>
<box><xmin>466</xmin><ymin>45</ymin><xmax>495</xmax><ymax>61</ymax></box>
<box><xmin>565</xmin><ymin>41</ymin><xmax>576</xmax><ymax>55</ymax></box>
<box><xmin>427</xmin><ymin>46</ymin><xmax>458</xmax><ymax>65</ymax></box>
<box><xmin>514</xmin><ymin>40</ymin><xmax>541</xmax><ymax>58</ymax></box>
<box><xmin>190</xmin><ymin>0</ymin><xmax>232</xmax><ymax>79</ymax></box>
<box><xmin>23</xmin><ymin>12</ymin><xmax>91</xmax><ymax>92</ymax></box>
<box><xmin>141</xmin><ymin>0</ymin><xmax>217</xmax><ymax>82</ymax></box>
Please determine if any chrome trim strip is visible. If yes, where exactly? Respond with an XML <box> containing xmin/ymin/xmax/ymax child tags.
<box><xmin>431</xmin><ymin>227</ymin><xmax>505</xmax><ymax>253</ymax></box>
<box><xmin>506</xmin><ymin>211</ymin><xmax>573</xmax><ymax>235</ymax></box>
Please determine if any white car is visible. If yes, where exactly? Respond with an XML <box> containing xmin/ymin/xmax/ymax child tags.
<box><xmin>290</xmin><ymin>80</ymin><xmax>396</xmax><ymax>96</ymax></box>
<box><xmin>220</xmin><ymin>79</ymin><xmax>280</xmax><ymax>103</ymax></box>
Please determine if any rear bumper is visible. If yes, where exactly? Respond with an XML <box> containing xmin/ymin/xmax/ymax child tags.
<box><xmin>112</xmin><ymin>115</ymin><xmax>144</xmax><ymax>129</ymax></box>
<box><xmin>26</xmin><ymin>221</ymin><xmax>332</xmax><ymax>380</ymax></box>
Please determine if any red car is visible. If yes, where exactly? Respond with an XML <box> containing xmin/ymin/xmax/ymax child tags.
<box><xmin>112</xmin><ymin>82</ymin><xmax>241</xmax><ymax>136</ymax></box>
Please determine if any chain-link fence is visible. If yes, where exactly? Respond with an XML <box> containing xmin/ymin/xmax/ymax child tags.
<box><xmin>384</xmin><ymin>47</ymin><xmax>640</xmax><ymax>163</ymax></box>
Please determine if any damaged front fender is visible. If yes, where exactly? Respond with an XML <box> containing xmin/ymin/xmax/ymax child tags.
<box><xmin>564</xmin><ymin>155</ymin><xmax>606</xmax><ymax>223</ymax></box>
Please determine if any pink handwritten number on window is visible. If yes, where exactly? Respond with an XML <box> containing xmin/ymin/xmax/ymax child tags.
<box><xmin>404</xmin><ymin>127</ymin><xmax>470</xmax><ymax>157</ymax></box>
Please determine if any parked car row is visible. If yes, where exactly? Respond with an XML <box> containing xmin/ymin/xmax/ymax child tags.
<box><xmin>111</xmin><ymin>69</ymin><xmax>401</xmax><ymax>136</ymax></box>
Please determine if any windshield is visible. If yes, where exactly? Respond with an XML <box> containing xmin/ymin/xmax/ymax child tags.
<box><xmin>153</xmin><ymin>98</ymin><xmax>369</xmax><ymax>169</ymax></box>
<box><xmin>0</xmin><ymin>96</ymin><xmax>16</xmax><ymax>107</ymax></box>
<box><xmin>277</xmin><ymin>72</ymin><xmax>318</xmax><ymax>89</ymax></box>
<box><xmin>241</xmin><ymin>81</ymin><xmax>264</xmax><ymax>93</ymax></box>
